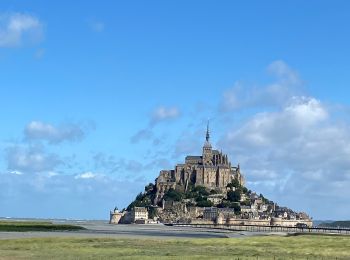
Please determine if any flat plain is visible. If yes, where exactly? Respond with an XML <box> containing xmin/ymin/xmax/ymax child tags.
<box><xmin>0</xmin><ymin>235</ymin><xmax>349</xmax><ymax>260</ymax></box>
<box><xmin>0</xmin><ymin>221</ymin><xmax>349</xmax><ymax>259</ymax></box>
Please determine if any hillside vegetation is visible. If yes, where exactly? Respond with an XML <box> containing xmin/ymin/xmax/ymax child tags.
<box><xmin>126</xmin><ymin>178</ymin><xmax>266</xmax><ymax>215</ymax></box>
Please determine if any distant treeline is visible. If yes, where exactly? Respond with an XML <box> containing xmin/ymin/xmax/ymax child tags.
<box><xmin>318</xmin><ymin>221</ymin><xmax>350</xmax><ymax>228</ymax></box>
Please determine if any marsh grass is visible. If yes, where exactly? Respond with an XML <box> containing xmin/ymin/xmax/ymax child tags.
<box><xmin>0</xmin><ymin>234</ymin><xmax>349</xmax><ymax>259</ymax></box>
<box><xmin>0</xmin><ymin>221</ymin><xmax>85</xmax><ymax>232</ymax></box>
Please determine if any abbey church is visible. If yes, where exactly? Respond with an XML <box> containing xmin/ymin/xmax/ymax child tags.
<box><xmin>155</xmin><ymin>123</ymin><xmax>244</xmax><ymax>204</ymax></box>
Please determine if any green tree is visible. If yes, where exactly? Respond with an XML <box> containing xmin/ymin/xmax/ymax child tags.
<box><xmin>217</xmin><ymin>200</ymin><xmax>230</xmax><ymax>208</ymax></box>
<box><xmin>145</xmin><ymin>183</ymin><xmax>155</xmax><ymax>194</ymax></box>
<box><xmin>227</xmin><ymin>178</ymin><xmax>240</xmax><ymax>189</ymax></box>
<box><xmin>136</xmin><ymin>192</ymin><xmax>144</xmax><ymax>201</ymax></box>
<box><xmin>148</xmin><ymin>207</ymin><xmax>157</xmax><ymax>219</ymax></box>
<box><xmin>163</xmin><ymin>188</ymin><xmax>183</xmax><ymax>201</ymax></box>
<box><xmin>193</xmin><ymin>186</ymin><xmax>210</xmax><ymax>196</ymax></box>
<box><xmin>231</xmin><ymin>202</ymin><xmax>241</xmax><ymax>214</ymax></box>
<box><xmin>227</xmin><ymin>190</ymin><xmax>241</xmax><ymax>202</ymax></box>
<box><xmin>196</xmin><ymin>200</ymin><xmax>213</xmax><ymax>207</ymax></box>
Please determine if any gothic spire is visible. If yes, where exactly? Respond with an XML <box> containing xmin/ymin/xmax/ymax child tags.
<box><xmin>206</xmin><ymin>120</ymin><xmax>210</xmax><ymax>142</ymax></box>
<box><xmin>203</xmin><ymin>120</ymin><xmax>212</xmax><ymax>149</ymax></box>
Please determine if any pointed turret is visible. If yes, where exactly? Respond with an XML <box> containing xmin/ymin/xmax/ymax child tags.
<box><xmin>206</xmin><ymin>120</ymin><xmax>210</xmax><ymax>142</ymax></box>
<box><xmin>202</xmin><ymin>120</ymin><xmax>213</xmax><ymax>164</ymax></box>
<box><xmin>203</xmin><ymin>120</ymin><xmax>212</xmax><ymax>148</ymax></box>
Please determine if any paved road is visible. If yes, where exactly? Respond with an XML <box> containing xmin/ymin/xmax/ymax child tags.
<box><xmin>0</xmin><ymin>221</ymin><xmax>278</xmax><ymax>240</ymax></box>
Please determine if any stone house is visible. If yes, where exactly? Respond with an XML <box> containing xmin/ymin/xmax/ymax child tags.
<box><xmin>132</xmin><ymin>207</ymin><xmax>148</xmax><ymax>223</ymax></box>
<box><xmin>203</xmin><ymin>207</ymin><xmax>219</xmax><ymax>221</ymax></box>
<box><xmin>207</xmin><ymin>194</ymin><xmax>225</xmax><ymax>205</ymax></box>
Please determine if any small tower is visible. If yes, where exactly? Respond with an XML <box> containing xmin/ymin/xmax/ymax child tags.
<box><xmin>109</xmin><ymin>207</ymin><xmax>123</xmax><ymax>224</ymax></box>
<box><xmin>202</xmin><ymin>121</ymin><xmax>213</xmax><ymax>165</ymax></box>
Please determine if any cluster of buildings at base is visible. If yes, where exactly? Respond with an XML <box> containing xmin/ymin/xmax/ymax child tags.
<box><xmin>110</xmin><ymin>123</ymin><xmax>312</xmax><ymax>227</ymax></box>
<box><xmin>110</xmin><ymin>198</ymin><xmax>312</xmax><ymax>227</ymax></box>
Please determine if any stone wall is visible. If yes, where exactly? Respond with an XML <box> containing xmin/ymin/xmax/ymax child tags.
<box><xmin>109</xmin><ymin>211</ymin><xmax>123</xmax><ymax>224</ymax></box>
<box><xmin>227</xmin><ymin>218</ymin><xmax>271</xmax><ymax>226</ymax></box>
<box><xmin>271</xmin><ymin>218</ymin><xmax>313</xmax><ymax>227</ymax></box>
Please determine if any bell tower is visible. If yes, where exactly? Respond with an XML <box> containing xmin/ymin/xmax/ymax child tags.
<box><xmin>202</xmin><ymin>121</ymin><xmax>213</xmax><ymax>165</ymax></box>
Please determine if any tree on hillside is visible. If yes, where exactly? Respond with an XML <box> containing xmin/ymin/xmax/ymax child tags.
<box><xmin>193</xmin><ymin>186</ymin><xmax>210</xmax><ymax>196</ymax></box>
<box><xmin>227</xmin><ymin>190</ymin><xmax>241</xmax><ymax>202</ymax></box>
<box><xmin>163</xmin><ymin>188</ymin><xmax>183</xmax><ymax>201</ymax></box>
<box><xmin>196</xmin><ymin>199</ymin><xmax>213</xmax><ymax>207</ymax></box>
<box><xmin>227</xmin><ymin>178</ymin><xmax>240</xmax><ymax>189</ymax></box>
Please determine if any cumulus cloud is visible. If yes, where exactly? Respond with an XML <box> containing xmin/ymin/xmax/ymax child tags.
<box><xmin>221</xmin><ymin>60</ymin><xmax>304</xmax><ymax>112</ymax></box>
<box><xmin>75</xmin><ymin>171</ymin><xmax>99</xmax><ymax>179</ymax></box>
<box><xmin>5</xmin><ymin>145</ymin><xmax>61</xmax><ymax>173</ymax></box>
<box><xmin>0</xmin><ymin>12</ymin><xmax>44</xmax><ymax>47</ymax></box>
<box><xmin>130</xmin><ymin>106</ymin><xmax>181</xmax><ymax>144</ymax></box>
<box><xmin>174</xmin><ymin>132</ymin><xmax>202</xmax><ymax>158</ymax></box>
<box><xmin>93</xmin><ymin>153</ymin><xmax>144</xmax><ymax>174</ymax></box>
<box><xmin>10</xmin><ymin>170</ymin><xmax>23</xmax><ymax>175</ymax></box>
<box><xmin>151</xmin><ymin>106</ymin><xmax>180</xmax><ymax>125</ymax></box>
<box><xmin>267</xmin><ymin>60</ymin><xmax>301</xmax><ymax>85</ymax></box>
<box><xmin>0</xmin><ymin>170</ymin><xmax>146</xmax><ymax>219</ymax></box>
<box><xmin>130</xmin><ymin>129</ymin><xmax>153</xmax><ymax>144</ymax></box>
<box><xmin>223</xmin><ymin>97</ymin><xmax>328</xmax><ymax>148</ymax></box>
<box><xmin>144</xmin><ymin>158</ymin><xmax>172</xmax><ymax>170</ymax></box>
<box><xmin>24</xmin><ymin>121</ymin><xmax>90</xmax><ymax>144</ymax></box>
<box><xmin>218</xmin><ymin>94</ymin><xmax>350</xmax><ymax>218</ymax></box>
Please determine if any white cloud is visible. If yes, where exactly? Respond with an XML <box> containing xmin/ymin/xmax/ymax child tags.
<box><xmin>0</xmin><ymin>170</ymin><xmax>146</xmax><ymax>219</ymax></box>
<box><xmin>267</xmin><ymin>60</ymin><xmax>301</xmax><ymax>86</ymax></box>
<box><xmin>130</xmin><ymin>106</ymin><xmax>180</xmax><ymax>144</ymax></box>
<box><xmin>224</xmin><ymin>96</ymin><xmax>328</xmax><ymax>148</ymax></box>
<box><xmin>5</xmin><ymin>145</ymin><xmax>61</xmax><ymax>173</ymax></box>
<box><xmin>130</xmin><ymin>129</ymin><xmax>153</xmax><ymax>144</ymax></box>
<box><xmin>221</xmin><ymin>60</ymin><xmax>304</xmax><ymax>112</ymax></box>
<box><xmin>174</xmin><ymin>131</ymin><xmax>202</xmax><ymax>158</ymax></box>
<box><xmin>0</xmin><ymin>13</ymin><xmax>43</xmax><ymax>47</ymax></box>
<box><xmin>221</xmin><ymin>83</ymin><xmax>242</xmax><ymax>111</ymax></box>
<box><xmin>75</xmin><ymin>172</ymin><xmax>97</xmax><ymax>179</ymax></box>
<box><xmin>93</xmin><ymin>153</ymin><xmax>145</xmax><ymax>174</ymax></box>
<box><xmin>218</xmin><ymin>93</ymin><xmax>350</xmax><ymax>218</ymax></box>
<box><xmin>10</xmin><ymin>170</ymin><xmax>23</xmax><ymax>175</ymax></box>
<box><xmin>24</xmin><ymin>121</ymin><xmax>89</xmax><ymax>144</ymax></box>
<box><xmin>151</xmin><ymin>106</ymin><xmax>180</xmax><ymax>125</ymax></box>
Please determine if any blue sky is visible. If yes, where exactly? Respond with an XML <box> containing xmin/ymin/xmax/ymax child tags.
<box><xmin>1</xmin><ymin>1</ymin><xmax>350</xmax><ymax>220</ymax></box>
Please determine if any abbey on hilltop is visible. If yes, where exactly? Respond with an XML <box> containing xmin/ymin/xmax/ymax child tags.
<box><xmin>110</xmin><ymin>122</ymin><xmax>312</xmax><ymax>227</ymax></box>
<box><xmin>154</xmin><ymin>122</ymin><xmax>244</xmax><ymax>204</ymax></box>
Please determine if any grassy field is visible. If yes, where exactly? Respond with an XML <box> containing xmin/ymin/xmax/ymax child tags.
<box><xmin>0</xmin><ymin>221</ymin><xmax>85</xmax><ymax>232</ymax></box>
<box><xmin>0</xmin><ymin>234</ymin><xmax>349</xmax><ymax>259</ymax></box>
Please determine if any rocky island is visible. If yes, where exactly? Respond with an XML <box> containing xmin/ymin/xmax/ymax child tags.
<box><xmin>110</xmin><ymin>123</ymin><xmax>312</xmax><ymax>227</ymax></box>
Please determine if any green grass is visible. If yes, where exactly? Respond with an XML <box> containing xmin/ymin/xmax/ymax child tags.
<box><xmin>0</xmin><ymin>221</ymin><xmax>85</xmax><ymax>232</ymax></box>
<box><xmin>0</xmin><ymin>235</ymin><xmax>349</xmax><ymax>259</ymax></box>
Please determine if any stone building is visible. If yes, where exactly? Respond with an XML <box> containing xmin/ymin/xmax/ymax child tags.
<box><xmin>203</xmin><ymin>207</ymin><xmax>219</xmax><ymax>221</ymax></box>
<box><xmin>109</xmin><ymin>207</ymin><xmax>123</xmax><ymax>224</ymax></box>
<box><xmin>155</xmin><ymin>123</ymin><xmax>244</xmax><ymax>204</ymax></box>
<box><xmin>207</xmin><ymin>194</ymin><xmax>225</xmax><ymax>205</ymax></box>
<box><xmin>131</xmin><ymin>207</ymin><xmax>148</xmax><ymax>223</ymax></box>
